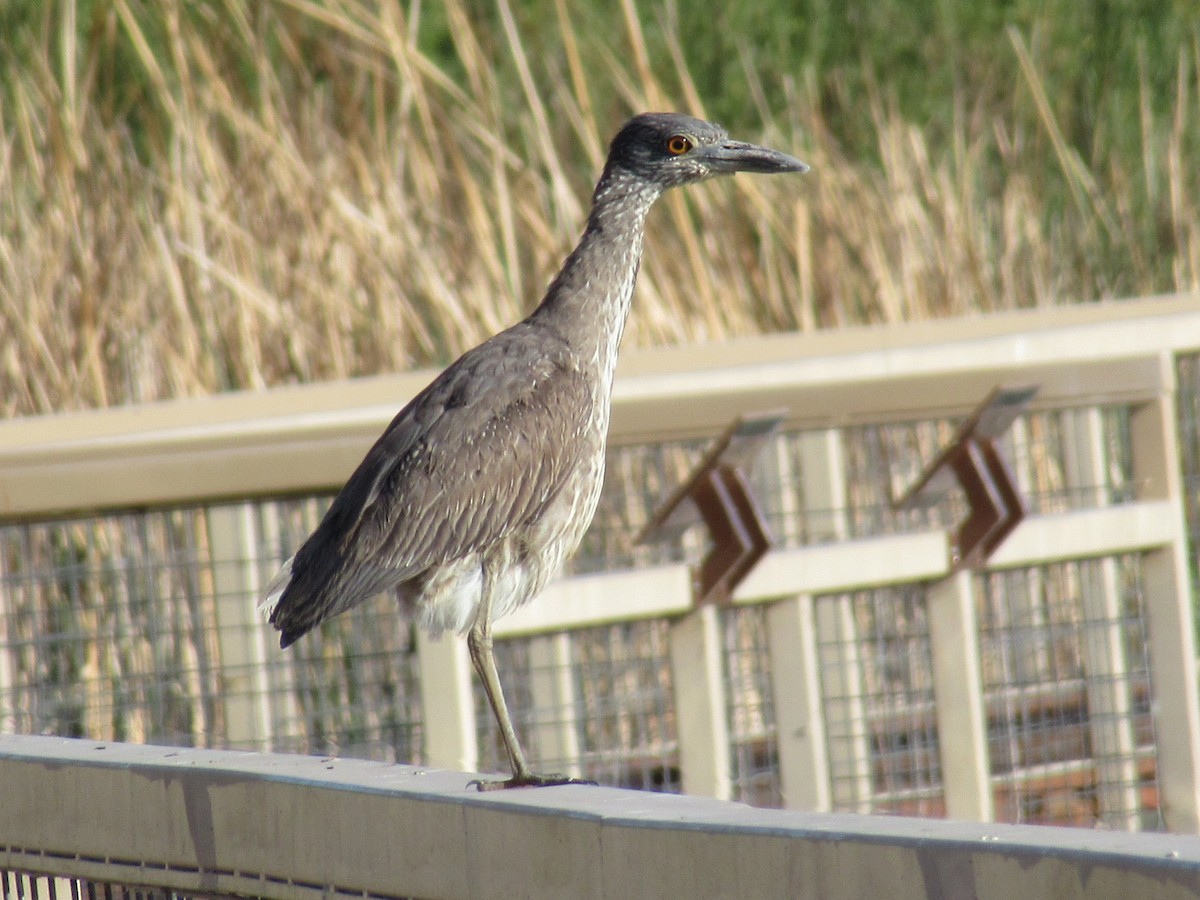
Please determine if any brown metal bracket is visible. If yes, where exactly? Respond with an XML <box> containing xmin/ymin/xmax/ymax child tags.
<box><xmin>636</xmin><ymin>412</ymin><xmax>784</xmax><ymax>606</ymax></box>
<box><xmin>894</xmin><ymin>386</ymin><xmax>1037</xmax><ymax>569</ymax></box>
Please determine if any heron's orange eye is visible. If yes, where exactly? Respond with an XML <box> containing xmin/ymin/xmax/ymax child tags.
<box><xmin>666</xmin><ymin>135</ymin><xmax>692</xmax><ymax>155</ymax></box>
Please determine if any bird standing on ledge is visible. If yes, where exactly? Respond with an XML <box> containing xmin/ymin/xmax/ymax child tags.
<box><xmin>262</xmin><ymin>113</ymin><xmax>808</xmax><ymax>789</ymax></box>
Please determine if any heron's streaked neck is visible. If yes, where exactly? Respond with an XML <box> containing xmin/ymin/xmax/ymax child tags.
<box><xmin>531</xmin><ymin>170</ymin><xmax>663</xmax><ymax>382</ymax></box>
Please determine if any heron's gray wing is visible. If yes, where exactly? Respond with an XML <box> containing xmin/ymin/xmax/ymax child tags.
<box><xmin>279</xmin><ymin>332</ymin><xmax>592</xmax><ymax>626</ymax></box>
<box><xmin>350</xmin><ymin>349</ymin><xmax>592</xmax><ymax>571</ymax></box>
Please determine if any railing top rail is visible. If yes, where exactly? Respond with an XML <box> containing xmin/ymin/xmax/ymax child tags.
<box><xmin>0</xmin><ymin>295</ymin><xmax>1195</xmax><ymax>519</ymax></box>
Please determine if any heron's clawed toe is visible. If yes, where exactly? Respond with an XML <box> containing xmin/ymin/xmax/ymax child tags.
<box><xmin>469</xmin><ymin>772</ymin><xmax>598</xmax><ymax>791</ymax></box>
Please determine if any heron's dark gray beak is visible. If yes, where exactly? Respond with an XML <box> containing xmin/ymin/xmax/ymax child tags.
<box><xmin>703</xmin><ymin>139</ymin><xmax>809</xmax><ymax>174</ymax></box>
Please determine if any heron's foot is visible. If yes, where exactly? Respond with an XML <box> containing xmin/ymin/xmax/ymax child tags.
<box><xmin>469</xmin><ymin>772</ymin><xmax>597</xmax><ymax>791</ymax></box>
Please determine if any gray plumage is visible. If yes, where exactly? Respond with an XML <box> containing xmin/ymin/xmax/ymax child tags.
<box><xmin>262</xmin><ymin>112</ymin><xmax>807</xmax><ymax>789</ymax></box>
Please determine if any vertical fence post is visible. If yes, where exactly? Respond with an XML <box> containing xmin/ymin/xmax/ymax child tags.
<box><xmin>767</xmin><ymin>594</ymin><xmax>831</xmax><ymax>811</ymax></box>
<box><xmin>814</xmin><ymin>595</ymin><xmax>873</xmax><ymax>812</ymax></box>
<box><xmin>760</xmin><ymin>432</ymin><xmax>803</xmax><ymax>545</ymax></box>
<box><xmin>416</xmin><ymin>633</ymin><xmax>478</xmax><ymax>775</ymax></box>
<box><xmin>796</xmin><ymin>429</ymin><xmax>872</xmax><ymax>811</ymax></box>
<box><xmin>1004</xmin><ymin>419</ymin><xmax>1051</xmax><ymax>683</ymax></box>
<box><xmin>1131</xmin><ymin>356</ymin><xmax>1200</xmax><ymax>833</ymax></box>
<box><xmin>527</xmin><ymin>634</ymin><xmax>582</xmax><ymax>778</ymax></box>
<box><xmin>207</xmin><ymin>503</ymin><xmax>273</xmax><ymax>750</ymax></box>
<box><xmin>254</xmin><ymin>503</ymin><xmax>303</xmax><ymax>746</ymax></box>
<box><xmin>1079</xmin><ymin>559</ymin><xmax>1141</xmax><ymax>829</ymax></box>
<box><xmin>797</xmin><ymin>429</ymin><xmax>849</xmax><ymax>543</ymax></box>
<box><xmin>928</xmin><ymin>570</ymin><xmax>993</xmax><ymax>822</ymax></box>
<box><xmin>1064</xmin><ymin>408</ymin><xmax>1141</xmax><ymax>830</ymax></box>
<box><xmin>669</xmin><ymin>605</ymin><xmax>731</xmax><ymax>800</ymax></box>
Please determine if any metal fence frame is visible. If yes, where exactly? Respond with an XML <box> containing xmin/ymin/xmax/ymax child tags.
<box><xmin>1</xmin><ymin>294</ymin><xmax>1199</xmax><ymax>834</ymax></box>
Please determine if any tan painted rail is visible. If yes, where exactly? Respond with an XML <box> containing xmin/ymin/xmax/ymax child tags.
<box><xmin>0</xmin><ymin>294</ymin><xmax>1195</xmax><ymax>519</ymax></box>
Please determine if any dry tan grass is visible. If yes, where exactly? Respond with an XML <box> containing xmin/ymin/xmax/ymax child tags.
<box><xmin>1</xmin><ymin>2</ymin><xmax>1197</xmax><ymax>417</ymax></box>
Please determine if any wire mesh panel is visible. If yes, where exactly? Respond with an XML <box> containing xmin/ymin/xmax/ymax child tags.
<box><xmin>476</xmin><ymin>620</ymin><xmax>680</xmax><ymax>791</ymax></box>
<box><xmin>1005</xmin><ymin>407</ymin><xmax>1135</xmax><ymax>511</ymax></box>
<box><xmin>0</xmin><ymin>498</ymin><xmax>425</xmax><ymax>766</ymax></box>
<box><xmin>976</xmin><ymin>555</ymin><xmax>1159</xmax><ymax>830</ymax></box>
<box><xmin>264</xmin><ymin>602</ymin><xmax>423</xmax><ymax>763</ymax></box>
<box><xmin>573</xmin><ymin>619</ymin><xmax>679</xmax><ymax>790</ymax></box>
<box><xmin>0</xmin><ymin>509</ymin><xmax>221</xmax><ymax>748</ymax></box>
<box><xmin>465</xmin><ymin>403</ymin><xmax>1136</xmax><ymax>585</ymax></box>
<box><xmin>570</xmin><ymin>438</ymin><xmax>709</xmax><ymax>575</ymax></box>
<box><xmin>721</xmin><ymin>605</ymin><xmax>781</xmax><ymax>808</ymax></box>
<box><xmin>1178</xmin><ymin>353</ymin><xmax>1200</xmax><ymax>583</ymax></box>
<box><xmin>830</xmin><ymin>406</ymin><xmax>1136</xmax><ymax>543</ymax></box>
<box><xmin>250</xmin><ymin>496</ymin><xmax>424</xmax><ymax>763</ymax></box>
<box><xmin>815</xmin><ymin>586</ymin><xmax>944</xmax><ymax>817</ymax></box>
<box><xmin>840</xmin><ymin>420</ymin><xmax>963</xmax><ymax>540</ymax></box>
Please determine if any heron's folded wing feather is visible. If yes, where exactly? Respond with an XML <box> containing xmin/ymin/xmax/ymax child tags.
<box><xmin>300</xmin><ymin>339</ymin><xmax>593</xmax><ymax>591</ymax></box>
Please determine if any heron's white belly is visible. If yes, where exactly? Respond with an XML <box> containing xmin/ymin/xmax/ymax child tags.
<box><xmin>413</xmin><ymin>450</ymin><xmax>605</xmax><ymax>636</ymax></box>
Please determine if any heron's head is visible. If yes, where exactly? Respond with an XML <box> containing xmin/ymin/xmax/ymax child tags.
<box><xmin>604</xmin><ymin>112</ymin><xmax>808</xmax><ymax>189</ymax></box>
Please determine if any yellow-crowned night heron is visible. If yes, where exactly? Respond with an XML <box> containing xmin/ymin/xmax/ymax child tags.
<box><xmin>262</xmin><ymin>112</ymin><xmax>808</xmax><ymax>789</ymax></box>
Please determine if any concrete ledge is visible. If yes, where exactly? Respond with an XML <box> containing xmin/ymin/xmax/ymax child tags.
<box><xmin>1</xmin><ymin>735</ymin><xmax>1197</xmax><ymax>900</ymax></box>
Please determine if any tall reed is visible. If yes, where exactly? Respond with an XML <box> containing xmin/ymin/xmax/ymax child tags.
<box><xmin>1</xmin><ymin>1</ymin><xmax>1196</xmax><ymax>417</ymax></box>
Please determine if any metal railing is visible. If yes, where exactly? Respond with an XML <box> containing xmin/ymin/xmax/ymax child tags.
<box><xmin>1</xmin><ymin>294</ymin><xmax>1199</xmax><ymax>836</ymax></box>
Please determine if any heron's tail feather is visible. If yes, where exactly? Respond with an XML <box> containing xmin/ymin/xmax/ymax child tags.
<box><xmin>258</xmin><ymin>555</ymin><xmax>294</xmax><ymax>621</ymax></box>
<box><xmin>261</xmin><ymin>551</ymin><xmax>356</xmax><ymax>648</ymax></box>
<box><xmin>260</xmin><ymin>555</ymin><xmax>315</xmax><ymax>648</ymax></box>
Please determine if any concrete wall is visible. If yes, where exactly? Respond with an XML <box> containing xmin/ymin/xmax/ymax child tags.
<box><xmin>1</xmin><ymin>735</ymin><xmax>1197</xmax><ymax>900</ymax></box>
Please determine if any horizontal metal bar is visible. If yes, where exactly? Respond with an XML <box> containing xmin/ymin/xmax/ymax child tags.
<box><xmin>733</xmin><ymin>531</ymin><xmax>951</xmax><ymax>601</ymax></box>
<box><xmin>493</xmin><ymin>565</ymin><xmax>693</xmax><ymax>637</ymax></box>
<box><xmin>988</xmin><ymin>500</ymin><xmax>1182</xmax><ymax>568</ymax></box>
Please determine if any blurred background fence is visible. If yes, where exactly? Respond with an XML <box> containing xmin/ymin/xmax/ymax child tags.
<box><xmin>1</xmin><ymin>296</ymin><xmax>1198</xmax><ymax>833</ymax></box>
